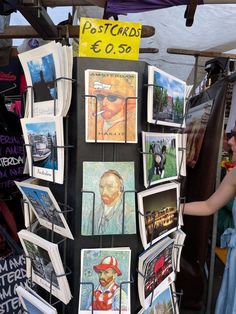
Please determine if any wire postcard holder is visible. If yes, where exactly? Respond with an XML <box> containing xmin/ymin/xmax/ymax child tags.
<box><xmin>20</xmin><ymin>75</ymin><xmax>75</xmax><ymax>314</ymax></box>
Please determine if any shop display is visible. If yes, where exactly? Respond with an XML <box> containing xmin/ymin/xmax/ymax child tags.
<box><xmin>20</xmin><ymin>116</ymin><xmax>64</xmax><ymax>184</ymax></box>
<box><xmin>142</xmin><ymin>131</ymin><xmax>179</xmax><ymax>187</ymax></box>
<box><xmin>16</xmin><ymin>285</ymin><xmax>58</xmax><ymax>314</ymax></box>
<box><xmin>138</xmin><ymin>237</ymin><xmax>175</xmax><ymax>309</ymax></box>
<box><xmin>81</xmin><ymin>161</ymin><xmax>136</xmax><ymax>235</ymax></box>
<box><xmin>185</xmin><ymin>98</ymin><xmax>214</xmax><ymax>168</ymax></box>
<box><xmin>78</xmin><ymin>247</ymin><xmax>131</xmax><ymax>313</ymax></box>
<box><xmin>18</xmin><ymin>229</ymin><xmax>72</xmax><ymax>304</ymax></box>
<box><xmin>147</xmin><ymin>65</ymin><xmax>186</xmax><ymax>128</ymax></box>
<box><xmin>85</xmin><ymin>69</ymin><xmax>138</xmax><ymax>143</ymax></box>
<box><xmin>18</xmin><ymin>41</ymin><xmax>73</xmax><ymax>117</ymax></box>
<box><xmin>137</xmin><ymin>182</ymin><xmax>180</xmax><ymax>249</ymax></box>
<box><xmin>15</xmin><ymin>180</ymin><xmax>74</xmax><ymax>239</ymax></box>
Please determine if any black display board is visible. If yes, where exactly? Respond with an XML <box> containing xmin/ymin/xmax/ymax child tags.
<box><xmin>50</xmin><ymin>57</ymin><xmax>154</xmax><ymax>313</ymax></box>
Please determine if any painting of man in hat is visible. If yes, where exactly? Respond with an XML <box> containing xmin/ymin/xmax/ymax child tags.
<box><xmin>85</xmin><ymin>69</ymin><xmax>138</xmax><ymax>143</ymax></box>
<box><xmin>79</xmin><ymin>248</ymin><xmax>131</xmax><ymax>312</ymax></box>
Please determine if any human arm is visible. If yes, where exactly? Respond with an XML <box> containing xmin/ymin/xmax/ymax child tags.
<box><xmin>182</xmin><ymin>166</ymin><xmax>236</xmax><ymax>216</ymax></box>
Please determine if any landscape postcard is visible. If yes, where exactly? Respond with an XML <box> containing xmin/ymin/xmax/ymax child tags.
<box><xmin>16</xmin><ymin>286</ymin><xmax>57</xmax><ymax>314</ymax></box>
<box><xmin>18</xmin><ymin>41</ymin><xmax>64</xmax><ymax>117</ymax></box>
<box><xmin>138</xmin><ymin>237</ymin><xmax>175</xmax><ymax>309</ymax></box>
<box><xmin>15</xmin><ymin>181</ymin><xmax>73</xmax><ymax>239</ymax></box>
<box><xmin>138</xmin><ymin>182</ymin><xmax>180</xmax><ymax>249</ymax></box>
<box><xmin>147</xmin><ymin>65</ymin><xmax>186</xmax><ymax>127</ymax></box>
<box><xmin>21</xmin><ymin>116</ymin><xmax>64</xmax><ymax>184</ymax></box>
<box><xmin>138</xmin><ymin>286</ymin><xmax>175</xmax><ymax>314</ymax></box>
<box><xmin>142</xmin><ymin>132</ymin><xmax>179</xmax><ymax>188</ymax></box>
<box><xmin>18</xmin><ymin>230</ymin><xmax>72</xmax><ymax>304</ymax></box>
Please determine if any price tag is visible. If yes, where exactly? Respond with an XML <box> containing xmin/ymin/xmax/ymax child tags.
<box><xmin>78</xmin><ymin>17</ymin><xmax>142</xmax><ymax>60</ymax></box>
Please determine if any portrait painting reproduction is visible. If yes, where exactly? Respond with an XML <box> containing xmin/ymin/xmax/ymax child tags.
<box><xmin>79</xmin><ymin>248</ymin><xmax>131</xmax><ymax>313</ymax></box>
<box><xmin>138</xmin><ymin>182</ymin><xmax>180</xmax><ymax>249</ymax></box>
<box><xmin>81</xmin><ymin>161</ymin><xmax>136</xmax><ymax>235</ymax></box>
<box><xmin>185</xmin><ymin>99</ymin><xmax>213</xmax><ymax>168</ymax></box>
<box><xmin>21</xmin><ymin>116</ymin><xmax>64</xmax><ymax>184</ymax></box>
<box><xmin>147</xmin><ymin>65</ymin><xmax>186</xmax><ymax>127</ymax></box>
<box><xmin>85</xmin><ymin>69</ymin><xmax>138</xmax><ymax>143</ymax></box>
<box><xmin>142</xmin><ymin>132</ymin><xmax>179</xmax><ymax>188</ymax></box>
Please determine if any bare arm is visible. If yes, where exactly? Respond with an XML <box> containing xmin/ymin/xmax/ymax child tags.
<box><xmin>182</xmin><ymin>167</ymin><xmax>236</xmax><ymax>216</ymax></box>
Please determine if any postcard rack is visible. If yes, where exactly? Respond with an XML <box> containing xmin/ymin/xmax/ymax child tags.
<box><xmin>58</xmin><ymin>56</ymin><xmax>189</xmax><ymax>314</ymax></box>
<box><xmin>20</xmin><ymin>76</ymin><xmax>75</xmax><ymax>313</ymax></box>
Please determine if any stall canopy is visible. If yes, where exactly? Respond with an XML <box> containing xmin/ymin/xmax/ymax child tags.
<box><xmin>5</xmin><ymin>2</ymin><xmax>236</xmax><ymax>86</ymax></box>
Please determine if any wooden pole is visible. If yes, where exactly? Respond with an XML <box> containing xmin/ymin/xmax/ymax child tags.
<box><xmin>167</xmin><ymin>48</ymin><xmax>236</xmax><ymax>59</ymax></box>
<box><xmin>0</xmin><ymin>24</ymin><xmax>155</xmax><ymax>39</ymax></box>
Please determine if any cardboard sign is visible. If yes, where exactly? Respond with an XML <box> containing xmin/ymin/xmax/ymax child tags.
<box><xmin>78</xmin><ymin>17</ymin><xmax>141</xmax><ymax>60</ymax></box>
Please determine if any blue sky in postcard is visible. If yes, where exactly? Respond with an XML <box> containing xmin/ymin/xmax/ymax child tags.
<box><xmin>23</xmin><ymin>297</ymin><xmax>43</xmax><ymax>314</ymax></box>
<box><xmin>143</xmin><ymin>287</ymin><xmax>173</xmax><ymax>313</ymax></box>
<box><xmin>25</xmin><ymin>121</ymin><xmax>56</xmax><ymax>135</ymax></box>
<box><xmin>27</xmin><ymin>54</ymin><xmax>56</xmax><ymax>84</ymax></box>
<box><xmin>154</xmin><ymin>70</ymin><xmax>185</xmax><ymax>99</ymax></box>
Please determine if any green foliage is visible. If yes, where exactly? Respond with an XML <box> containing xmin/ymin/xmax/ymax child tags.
<box><xmin>153</xmin><ymin>86</ymin><xmax>168</xmax><ymax>112</ymax></box>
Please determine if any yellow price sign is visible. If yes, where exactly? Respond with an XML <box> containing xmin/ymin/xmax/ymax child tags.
<box><xmin>79</xmin><ymin>17</ymin><xmax>142</xmax><ymax>60</ymax></box>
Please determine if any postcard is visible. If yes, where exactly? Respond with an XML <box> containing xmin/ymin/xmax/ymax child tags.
<box><xmin>137</xmin><ymin>285</ymin><xmax>175</xmax><ymax>314</ymax></box>
<box><xmin>137</xmin><ymin>182</ymin><xmax>180</xmax><ymax>249</ymax></box>
<box><xmin>142</xmin><ymin>132</ymin><xmax>179</xmax><ymax>188</ymax></box>
<box><xmin>78</xmin><ymin>247</ymin><xmax>131</xmax><ymax>314</ymax></box>
<box><xmin>147</xmin><ymin>65</ymin><xmax>186</xmax><ymax>127</ymax></box>
<box><xmin>85</xmin><ymin>69</ymin><xmax>138</xmax><ymax>143</ymax></box>
<box><xmin>81</xmin><ymin>161</ymin><xmax>136</xmax><ymax>235</ymax></box>
<box><xmin>185</xmin><ymin>99</ymin><xmax>213</xmax><ymax>168</ymax></box>
<box><xmin>177</xmin><ymin>133</ymin><xmax>187</xmax><ymax>177</ymax></box>
<box><xmin>16</xmin><ymin>285</ymin><xmax>57</xmax><ymax>314</ymax></box>
<box><xmin>138</xmin><ymin>237</ymin><xmax>175</xmax><ymax>309</ymax></box>
<box><xmin>172</xmin><ymin>229</ymin><xmax>186</xmax><ymax>272</ymax></box>
<box><xmin>20</xmin><ymin>116</ymin><xmax>64</xmax><ymax>184</ymax></box>
<box><xmin>15</xmin><ymin>181</ymin><xmax>73</xmax><ymax>239</ymax></box>
<box><xmin>18</xmin><ymin>229</ymin><xmax>72</xmax><ymax>304</ymax></box>
<box><xmin>18</xmin><ymin>41</ymin><xmax>64</xmax><ymax>117</ymax></box>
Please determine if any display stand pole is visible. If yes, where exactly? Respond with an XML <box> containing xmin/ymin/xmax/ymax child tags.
<box><xmin>206</xmin><ymin>117</ymin><xmax>225</xmax><ymax>314</ymax></box>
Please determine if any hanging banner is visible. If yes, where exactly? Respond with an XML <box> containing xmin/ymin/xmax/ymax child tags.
<box><xmin>78</xmin><ymin>17</ymin><xmax>142</xmax><ymax>61</ymax></box>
